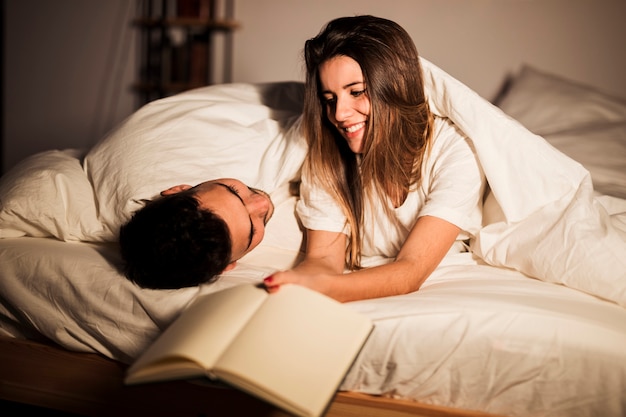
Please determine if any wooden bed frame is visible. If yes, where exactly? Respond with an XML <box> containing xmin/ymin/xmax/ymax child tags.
<box><xmin>0</xmin><ymin>335</ymin><xmax>500</xmax><ymax>417</ymax></box>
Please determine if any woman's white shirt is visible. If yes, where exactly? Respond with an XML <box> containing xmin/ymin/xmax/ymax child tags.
<box><xmin>296</xmin><ymin>116</ymin><xmax>485</xmax><ymax>258</ymax></box>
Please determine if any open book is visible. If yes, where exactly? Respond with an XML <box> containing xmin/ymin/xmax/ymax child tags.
<box><xmin>125</xmin><ymin>283</ymin><xmax>373</xmax><ymax>417</ymax></box>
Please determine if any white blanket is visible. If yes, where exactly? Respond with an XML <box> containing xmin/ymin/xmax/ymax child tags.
<box><xmin>421</xmin><ymin>58</ymin><xmax>626</xmax><ymax>308</ymax></box>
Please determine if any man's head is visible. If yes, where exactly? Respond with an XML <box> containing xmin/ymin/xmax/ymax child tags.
<box><xmin>119</xmin><ymin>178</ymin><xmax>274</xmax><ymax>289</ymax></box>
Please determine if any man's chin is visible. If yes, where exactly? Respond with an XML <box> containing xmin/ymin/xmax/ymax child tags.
<box><xmin>267</xmin><ymin>201</ymin><xmax>275</xmax><ymax>223</ymax></box>
<box><xmin>263</xmin><ymin>192</ymin><xmax>275</xmax><ymax>224</ymax></box>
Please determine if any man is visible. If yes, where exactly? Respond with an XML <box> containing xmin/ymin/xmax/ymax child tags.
<box><xmin>119</xmin><ymin>178</ymin><xmax>274</xmax><ymax>290</ymax></box>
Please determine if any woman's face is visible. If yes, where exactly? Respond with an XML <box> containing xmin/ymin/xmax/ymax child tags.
<box><xmin>319</xmin><ymin>55</ymin><xmax>371</xmax><ymax>154</ymax></box>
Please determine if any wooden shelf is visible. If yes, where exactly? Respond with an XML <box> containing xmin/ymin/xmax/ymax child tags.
<box><xmin>133</xmin><ymin>0</ymin><xmax>237</xmax><ymax>105</ymax></box>
<box><xmin>133</xmin><ymin>17</ymin><xmax>239</xmax><ymax>30</ymax></box>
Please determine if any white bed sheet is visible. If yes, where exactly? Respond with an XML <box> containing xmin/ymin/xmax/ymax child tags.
<box><xmin>345</xmin><ymin>259</ymin><xmax>626</xmax><ymax>417</ymax></box>
<box><xmin>1</xmin><ymin>231</ymin><xmax>625</xmax><ymax>417</ymax></box>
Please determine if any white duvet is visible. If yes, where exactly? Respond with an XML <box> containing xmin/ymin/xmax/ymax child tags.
<box><xmin>1</xmin><ymin>59</ymin><xmax>625</xmax><ymax>417</ymax></box>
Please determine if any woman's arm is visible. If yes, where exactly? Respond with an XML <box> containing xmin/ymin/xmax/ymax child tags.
<box><xmin>266</xmin><ymin>215</ymin><xmax>460</xmax><ymax>302</ymax></box>
<box><xmin>265</xmin><ymin>229</ymin><xmax>345</xmax><ymax>293</ymax></box>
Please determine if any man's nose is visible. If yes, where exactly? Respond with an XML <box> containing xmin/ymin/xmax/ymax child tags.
<box><xmin>245</xmin><ymin>192</ymin><xmax>269</xmax><ymax>217</ymax></box>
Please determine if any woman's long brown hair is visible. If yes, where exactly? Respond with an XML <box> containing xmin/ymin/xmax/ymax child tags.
<box><xmin>302</xmin><ymin>15</ymin><xmax>433</xmax><ymax>269</ymax></box>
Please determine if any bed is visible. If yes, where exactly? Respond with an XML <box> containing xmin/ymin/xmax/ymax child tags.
<box><xmin>1</xmin><ymin>59</ymin><xmax>625</xmax><ymax>417</ymax></box>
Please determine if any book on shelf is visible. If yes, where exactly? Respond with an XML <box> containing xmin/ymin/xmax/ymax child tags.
<box><xmin>125</xmin><ymin>283</ymin><xmax>373</xmax><ymax>417</ymax></box>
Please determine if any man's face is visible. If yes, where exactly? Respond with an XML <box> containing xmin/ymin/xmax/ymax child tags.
<box><xmin>162</xmin><ymin>178</ymin><xmax>274</xmax><ymax>263</ymax></box>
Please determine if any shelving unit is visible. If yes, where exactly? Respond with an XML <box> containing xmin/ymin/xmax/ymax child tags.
<box><xmin>133</xmin><ymin>0</ymin><xmax>238</xmax><ymax>105</ymax></box>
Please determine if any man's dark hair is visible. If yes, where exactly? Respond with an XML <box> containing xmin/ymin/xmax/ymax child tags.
<box><xmin>118</xmin><ymin>190</ymin><xmax>232</xmax><ymax>289</ymax></box>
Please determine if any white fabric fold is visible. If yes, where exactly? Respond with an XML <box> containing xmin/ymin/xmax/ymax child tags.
<box><xmin>421</xmin><ymin>58</ymin><xmax>626</xmax><ymax>307</ymax></box>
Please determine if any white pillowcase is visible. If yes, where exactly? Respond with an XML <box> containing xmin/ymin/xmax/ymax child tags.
<box><xmin>0</xmin><ymin>82</ymin><xmax>306</xmax><ymax>242</ymax></box>
<box><xmin>497</xmin><ymin>65</ymin><xmax>626</xmax><ymax>135</ymax></box>
<box><xmin>0</xmin><ymin>149</ymin><xmax>106</xmax><ymax>241</ymax></box>
<box><xmin>543</xmin><ymin>123</ymin><xmax>626</xmax><ymax>199</ymax></box>
<box><xmin>497</xmin><ymin>66</ymin><xmax>626</xmax><ymax>198</ymax></box>
<box><xmin>84</xmin><ymin>82</ymin><xmax>307</xmax><ymax>239</ymax></box>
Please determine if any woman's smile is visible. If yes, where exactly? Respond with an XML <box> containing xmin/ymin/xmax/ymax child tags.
<box><xmin>319</xmin><ymin>55</ymin><xmax>371</xmax><ymax>154</ymax></box>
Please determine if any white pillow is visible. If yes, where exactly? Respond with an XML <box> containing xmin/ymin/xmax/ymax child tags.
<box><xmin>497</xmin><ymin>66</ymin><xmax>626</xmax><ymax>198</ymax></box>
<box><xmin>543</xmin><ymin>123</ymin><xmax>626</xmax><ymax>199</ymax></box>
<box><xmin>497</xmin><ymin>65</ymin><xmax>626</xmax><ymax>135</ymax></box>
<box><xmin>84</xmin><ymin>82</ymin><xmax>307</xmax><ymax>239</ymax></box>
<box><xmin>0</xmin><ymin>149</ymin><xmax>106</xmax><ymax>241</ymax></box>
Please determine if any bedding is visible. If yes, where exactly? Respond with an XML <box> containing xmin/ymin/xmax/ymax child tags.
<box><xmin>423</xmin><ymin>59</ymin><xmax>626</xmax><ymax>309</ymax></box>
<box><xmin>1</xmin><ymin>60</ymin><xmax>626</xmax><ymax>417</ymax></box>
<box><xmin>496</xmin><ymin>65</ymin><xmax>626</xmax><ymax>199</ymax></box>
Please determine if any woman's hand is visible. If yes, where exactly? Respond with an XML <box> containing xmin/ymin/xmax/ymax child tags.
<box><xmin>264</xmin><ymin>229</ymin><xmax>346</xmax><ymax>296</ymax></box>
<box><xmin>264</xmin><ymin>270</ymin><xmax>334</xmax><ymax>295</ymax></box>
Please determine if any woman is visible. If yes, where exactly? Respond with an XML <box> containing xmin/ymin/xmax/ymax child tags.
<box><xmin>265</xmin><ymin>15</ymin><xmax>486</xmax><ymax>301</ymax></box>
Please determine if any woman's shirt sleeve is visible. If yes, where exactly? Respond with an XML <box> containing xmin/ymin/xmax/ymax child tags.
<box><xmin>417</xmin><ymin>117</ymin><xmax>485</xmax><ymax>237</ymax></box>
<box><xmin>296</xmin><ymin>163</ymin><xmax>350</xmax><ymax>235</ymax></box>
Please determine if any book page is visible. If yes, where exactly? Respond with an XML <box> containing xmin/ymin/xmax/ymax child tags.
<box><xmin>125</xmin><ymin>284</ymin><xmax>267</xmax><ymax>384</ymax></box>
<box><xmin>213</xmin><ymin>284</ymin><xmax>373</xmax><ymax>417</ymax></box>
